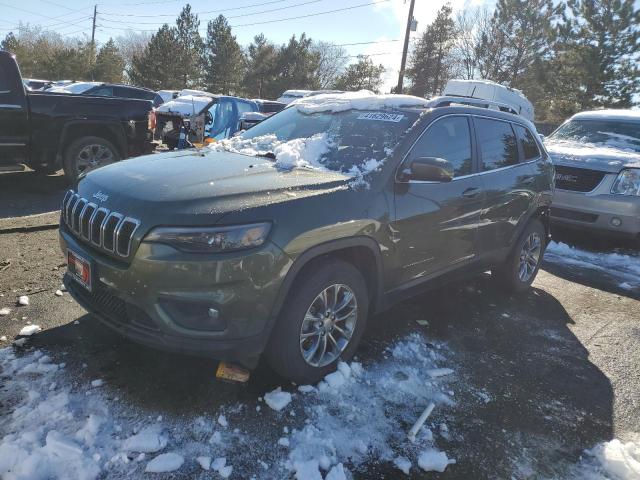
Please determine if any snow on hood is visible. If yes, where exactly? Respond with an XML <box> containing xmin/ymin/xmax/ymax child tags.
<box><xmin>545</xmin><ymin>140</ymin><xmax>640</xmax><ymax>171</ymax></box>
<box><xmin>291</xmin><ymin>90</ymin><xmax>429</xmax><ymax>114</ymax></box>
<box><xmin>156</xmin><ymin>95</ymin><xmax>213</xmax><ymax>116</ymax></box>
<box><xmin>211</xmin><ymin>133</ymin><xmax>384</xmax><ymax>187</ymax></box>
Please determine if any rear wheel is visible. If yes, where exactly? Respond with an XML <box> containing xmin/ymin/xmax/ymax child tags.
<box><xmin>492</xmin><ymin>219</ymin><xmax>546</xmax><ymax>293</ymax></box>
<box><xmin>31</xmin><ymin>164</ymin><xmax>60</xmax><ymax>175</ymax></box>
<box><xmin>63</xmin><ymin>136</ymin><xmax>120</xmax><ymax>181</ymax></box>
<box><xmin>265</xmin><ymin>259</ymin><xmax>369</xmax><ymax>384</ymax></box>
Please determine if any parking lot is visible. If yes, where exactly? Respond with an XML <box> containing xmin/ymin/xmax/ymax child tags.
<box><xmin>1</xmin><ymin>170</ymin><xmax>638</xmax><ymax>479</ymax></box>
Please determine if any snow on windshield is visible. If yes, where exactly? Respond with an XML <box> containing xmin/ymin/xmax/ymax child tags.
<box><xmin>291</xmin><ymin>89</ymin><xmax>429</xmax><ymax>114</ymax></box>
<box><xmin>548</xmin><ymin>119</ymin><xmax>640</xmax><ymax>155</ymax></box>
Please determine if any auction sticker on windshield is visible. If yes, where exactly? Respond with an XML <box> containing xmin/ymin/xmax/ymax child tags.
<box><xmin>357</xmin><ymin>112</ymin><xmax>405</xmax><ymax>122</ymax></box>
<box><xmin>67</xmin><ymin>249</ymin><xmax>92</xmax><ymax>291</ymax></box>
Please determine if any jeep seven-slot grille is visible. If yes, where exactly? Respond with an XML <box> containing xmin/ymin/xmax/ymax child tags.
<box><xmin>554</xmin><ymin>165</ymin><xmax>607</xmax><ymax>192</ymax></box>
<box><xmin>62</xmin><ymin>190</ymin><xmax>140</xmax><ymax>258</ymax></box>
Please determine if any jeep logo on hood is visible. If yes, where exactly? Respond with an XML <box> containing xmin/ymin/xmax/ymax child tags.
<box><xmin>92</xmin><ymin>191</ymin><xmax>109</xmax><ymax>202</ymax></box>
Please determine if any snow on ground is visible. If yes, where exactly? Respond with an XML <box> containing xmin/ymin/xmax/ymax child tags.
<box><xmin>544</xmin><ymin>241</ymin><xmax>640</xmax><ymax>291</ymax></box>
<box><xmin>565</xmin><ymin>436</ymin><xmax>640</xmax><ymax>479</ymax></box>
<box><xmin>0</xmin><ymin>333</ymin><xmax>459</xmax><ymax>479</ymax></box>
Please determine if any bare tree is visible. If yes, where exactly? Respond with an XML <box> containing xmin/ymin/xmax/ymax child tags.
<box><xmin>115</xmin><ymin>30</ymin><xmax>151</xmax><ymax>77</ymax></box>
<box><xmin>452</xmin><ymin>7</ymin><xmax>492</xmax><ymax>80</ymax></box>
<box><xmin>312</xmin><ymin>41</ymin><xmax>348</xmax><ymax>89</ymax></box>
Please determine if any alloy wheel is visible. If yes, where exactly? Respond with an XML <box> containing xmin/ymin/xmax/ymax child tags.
<box><xmin>299</xmin><ymin>283</ymin><xmax>358</xmax><ymax>368</ymax></box>
<box><xmin>76</xmin><ymin>144</ymin><xmax>115</xmax><ymax>174</ymax></box>
<box><xmin>518</xmin><ymin>232</ymin><xmax>542</xmax><ymax>282</ymax></box>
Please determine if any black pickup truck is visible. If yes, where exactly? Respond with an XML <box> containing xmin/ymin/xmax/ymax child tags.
<box><xmin>0</xmin><ymin>50</ymin><xmax>153</xmax><ymax>181</ymax></box>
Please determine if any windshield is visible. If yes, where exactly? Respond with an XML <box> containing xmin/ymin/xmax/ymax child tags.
<box><xmin>550</xmin><ymin>119</ymin><xmax>640</xmax><ymax>153</ymax></box>
<box><xmin>225</xmin><ymin>106</ymin><xmax>420</xmax><ymax>174</ymax></box>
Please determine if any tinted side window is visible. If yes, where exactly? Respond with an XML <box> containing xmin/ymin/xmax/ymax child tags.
<box><xmin>236</xmin><ymin>101</ymin><xmax>256</xmax><ymax>116</ymax></box>
<box><xmin>410</xmin><ymin>116</ymin><xmax>472</xmax><ymax>177</ymax></box>
<box><xmin>0</xmin><ymin>67</ymin><xmax>9</xmax><ymax>92</ymax></box>
<box><xmin>89</xmin><ymin>86</ymin><xmax>113</xmax><ymax>97</ymax></box>
<box><xmin>515</xmin><ymin>124</ymin><xmax>540</xmax><ymax>160</ymax></box>
<box><xmin>476</xmin><ymin>118</ymin><xmax>518</xmax><ymax>171</ymax></box>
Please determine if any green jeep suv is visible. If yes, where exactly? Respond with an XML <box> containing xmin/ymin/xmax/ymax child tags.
<box><xmin>59</xmin><ymin>93</ymin><xmax>554</xmax><ymax>383</ymax></box>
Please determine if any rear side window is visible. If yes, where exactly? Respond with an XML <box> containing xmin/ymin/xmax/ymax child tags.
<box><xmin>476</xmin><ymin>118</ymin><xmax>518</xmax><ymax>171</ymax></box>
<box><xmin>515</xmin><ymin>124</ymin><xmax>540</xmax><ymax>160</ymax></box>
<box><xmin>0</xmin><ymin>67</ymin><xmax>10</xmax><ymax>92</ymax></box>
<box><xmin>410</xmin><ymin>116</ymin><xmax>472</xmax><ymax>177</ymax></box>
<box><xmin>89</xmin><ymin>86</ymin><xmax>113</xmax><ymax>97</ymax></box>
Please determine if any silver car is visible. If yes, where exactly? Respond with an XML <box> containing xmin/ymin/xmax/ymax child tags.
<box><xmin>545</xmin><ymin>110</ymin><xmax>640</xmax><ymax>240</ymax></box>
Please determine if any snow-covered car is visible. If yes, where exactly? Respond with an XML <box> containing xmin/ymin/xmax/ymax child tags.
<box><xmin>22</xmin><ymin>78</ymin><xmax>52</xmax><ymax>91</ymax></box>
<box><xmin>158</xmin><ymin>89</ymin><xmax>180</xmax><ymax>103</ymax></box>
<box><xmin>48</xmin><ymin>82</ymin><xmax>164</xmax><ymax>106</ymax></box>
<box><xmin>546</xmin><ymin>110</ymin><xmax>640</xmax><ymax>240</ymax></box>
<box><xmin>153</xmin><ymin>94</ymin><xmax>260</xmax><ymax>148</ymax></box>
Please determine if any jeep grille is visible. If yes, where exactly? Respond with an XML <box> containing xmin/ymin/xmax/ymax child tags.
<box><xmin>62</xmin><ymin>190</ymin><xmax>140</xmax><ymax>258</ymax></box>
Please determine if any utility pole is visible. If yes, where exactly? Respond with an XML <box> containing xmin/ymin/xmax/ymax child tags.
<box><xmin>396</xmin><ymin>0</ymin><xmax>415</xmax><ymax>94</ymax></box>
<box><xmin>91</xmin><ymin>5</ymin><xmax>97</xmax><ymax>47</ymax></box>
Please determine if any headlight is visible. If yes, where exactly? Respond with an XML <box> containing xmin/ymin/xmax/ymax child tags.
<box><xmin>145</xmin><ymin>223</ymin><xmax>271</xmax><ymax>253</ymax></box>
<box><xmin>611</xmin><ymin>168</ymin><xmax>640</xmax><ymax>196</ymax></box>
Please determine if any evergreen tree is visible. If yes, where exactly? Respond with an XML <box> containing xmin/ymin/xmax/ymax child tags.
<box><xmin>563</xmin><ymin>0</ymin><xmax>639</xmax><ymax>109</ymax></box>
<box><xmin>203</xmin><ymin>15</ymin><xmax>244</xmax><ymax>94</ymax></box>
<box><xmin>334</xmin><ymin>56</ymin><xmax>385</xmax><ymax>92</ymax></box>
<box><xmin>270</xmin><ymin>34</ymin><xmax>320</xmax><ymax>97</ymax></box>
<box><xmin>93</xmin><ymin>39</ymin><xmax>125</xmax><ymax>83</ymax></box>
<box><xmin>243</xmin><ymin>34</ymin><xmax>278</xmax><ymax>98</ymax></box>
<box><xmin>175</xmin><ymin>4</ymin><xmax>204</xmax><ymax>88</ymax></box>
<box><xmin>128</xmin><ymin>25</ymin><xmax>182</xmax><ymax>90</ymax></box>
<box><xmin>407</xmin><ymin>4</ymin><xmax>457</xmax><ymax>97</ymax></box>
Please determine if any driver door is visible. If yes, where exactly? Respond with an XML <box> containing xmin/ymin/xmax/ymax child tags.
<box><xmin>392</xmin><ymin>115</ymin><xmax>484</xmax><ymax>286</ymax></box>
<box><xmin>0</xmin><ymin>54</ymin><xmax>29</xmax><ymax>166</ymax></box>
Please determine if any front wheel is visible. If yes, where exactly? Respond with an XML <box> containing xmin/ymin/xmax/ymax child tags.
<box><xmin>63</xmin><ymin>136</ymin><xmax>120</xmax><ymax>182</ymax></box>
<box><xmin>265</xmin><ymin>259</ymin><xmax>369</xmax><ymax>384</ymax></box>
<box><xmin>492</xmin><ymin>219</ymin><xmax>546</xmax><ymax>293</ymax></box>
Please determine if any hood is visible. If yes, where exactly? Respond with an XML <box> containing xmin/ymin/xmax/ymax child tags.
<box><xmin>545</xmin><ymin>140</ymin><xmax>640</xmax><ymax>173</ymax></box>
<box><xmin>77</xmin><ymin>148</ymin><xmax>350</xmax><ymax>225</ymax></box>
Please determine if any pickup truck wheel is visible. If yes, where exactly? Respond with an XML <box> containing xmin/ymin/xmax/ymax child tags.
<box><xmin>265</xmin><ymin>259</ymin><xmax>369</xmax><ymax>384</ymax></box>
<box><xmin>492</xmin><ymin>219</ymin><xmax>546</xmax><ymax>293</ymax></box>
<box><xmin>63</xmin><ymin>136</ymin><xmax>120</xmax><ymax>181</ymax></box>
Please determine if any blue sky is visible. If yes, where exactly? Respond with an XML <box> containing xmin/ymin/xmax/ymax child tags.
<box><xmin>0</xmin><ymin>0</ymin><xmax>491</xmax><ymax>89</ymax></box>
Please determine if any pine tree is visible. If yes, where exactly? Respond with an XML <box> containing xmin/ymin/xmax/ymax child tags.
<box><xmin>243</xmin><ymin>34</ymin><xmax>278</xmax><ymax>98</ymax></box>
<box><xmin>334</xmin><ymin>56</ymin><xmax>385</xmax><ymax>92</ymax></box>
<box><xmin>93</xmin><ymin>39</ymin><xmax>125</xmax><ymax>83</ymax></box>
<box><xmin>270</xmin><ymin>34</ymin><xmax>321</xmax><ymax>97</ymax></box>
<box><xmin>128</xmin><ymin>25</ymin><xmax>182</xmax><ymax>90</ymax></box>
<box><xmin>175</xmin><ymin>4</ymin><xmax>204</xmax><ymax>88</ymax></box>
<box><xmin>407</xmin><ymin>4</ymin><xmax>457</xmax><ymax>98</ymax></box>
<box><xmin>564</xmin><ymin>0</ymin><xmax>639</xmax><ymax>109</ymax></box>
<box><xmin>203</xmin><ymin>15</ymin><xmax>244</xmax><ymax>95</ymax></box>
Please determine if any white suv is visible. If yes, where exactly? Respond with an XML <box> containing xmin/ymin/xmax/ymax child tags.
<box><xmin>545</xmin><ymin>110</ymin><xmax>640</xmax><ymax>240</ymax></box>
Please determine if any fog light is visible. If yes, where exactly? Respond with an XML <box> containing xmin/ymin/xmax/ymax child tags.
<box><xmin>158</xmin><ymin>298</ymin><xmax>226</xmax><ymax>331</ymax></box>
<box><xmin>610</xmin><ymin>217</ymin><xmax>622</xmax><ymax>227</ymax></box>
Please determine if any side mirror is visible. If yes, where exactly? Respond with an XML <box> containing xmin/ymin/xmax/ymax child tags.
<box><xmin>538</xmin><ymin>134</ymin><xmax>545</xmax><ymax>141</ymax></box>
<box><xmin>402</xmin><ymin>157</ymin><xmax>453</xmax><ymax>182</ymax></box>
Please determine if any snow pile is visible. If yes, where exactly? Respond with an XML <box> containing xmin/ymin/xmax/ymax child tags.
<box><xmin>418</xmin><ymin>448</ymin><xmax>456</xmax><ymax>472</ymax></box>
<box><xmin>568</xmin><ymin>436</ymin><xmax>640</xmax><ymax>479</ymax></box>
<box><xmin>18</xmin><ymin>295</ymin><xmax>29</xmax><ymax>306</ymax></box>
<box><xmin>212</xmin><ymin>133</ymin><xmax>332</xmax><ymax>171</ymax></box>
<box><xmin>284</xmin><ymin>335</ymin><xmax>456</xmax><ymax>478</ymax></box>
<box><xmin>291</xmin><ymin>90</ymin><xmax>429</xmax><ymax>114</ymax></box>
<box><xmin>144</xmin><ymin>452</ymin><xmax>184</xmax><ymax>473</ymax></box>
<box><xmin>544</xmin><ymin>241</ymin><xmax>640</xmax><ymax>290</ymax></box>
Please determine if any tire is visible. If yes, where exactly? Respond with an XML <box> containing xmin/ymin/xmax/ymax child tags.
<box><xmin>492</xmin><ymin>219</ymin><xmax>546</xmax><ymax>293</ymax></box>
<box><xmin>265</xmin><ymin>259</ymin><xmax>369</xmax><ymax>384</ymax></box>
<box><xmin>63</xmin><ymin>136</ymin><xmax>120</xmax><ymax>182</ymax></box>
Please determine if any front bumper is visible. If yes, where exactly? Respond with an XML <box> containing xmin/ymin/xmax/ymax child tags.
<box><xmin>550</xmin><ymin>176</ymin><xmax>640</xmax><ymax>237</ymax></box>
<box><xmin>59</xmin><ymin>225</ymin><xmax>291</xmax><ymax>366</ymax></box>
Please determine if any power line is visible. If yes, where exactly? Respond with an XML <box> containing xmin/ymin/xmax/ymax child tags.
<box><xmin>335</xmin><ymin>39</ymin><xmax>399</xmax><ymax>47</ymax></box>
<box><xmin>98</xmin><ymin>0</ymin><xmax>325</xmax><ymax>26</ymax></box>
<box><xmin>99</xmin><ymin>0</ymin><xmax>289</xmax><ymax>17</ymax></box>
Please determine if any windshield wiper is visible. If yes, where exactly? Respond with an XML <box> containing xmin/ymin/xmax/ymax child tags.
<box><xmin>255</xmin><ymin>151</ymin><xmax>276</xmax><ymax>160</ymax></box>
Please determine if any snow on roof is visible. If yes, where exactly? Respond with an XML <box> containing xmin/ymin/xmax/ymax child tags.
<box><xmin>156</xmin><ymin>95</ymin><xmax>213</xmax><ymax>116</ymax></box>
<box><xmin>281</xmin><ymin>89</ymin><xmax>313</xmax><ymax>97</ymax></box>
<box><xmin>48</xmin><ymin>82</ymin><xmax>101</xmax><ymax>94</ymax></box>
<box><xmin>572</xmin><ymin>109</ymin><xmax>640</xmax><ymax>121</ymax></box>
<box><xmin>291</xmin><ymin>90</ymin><xmax>429</xmax><ymax>114</ymax></box>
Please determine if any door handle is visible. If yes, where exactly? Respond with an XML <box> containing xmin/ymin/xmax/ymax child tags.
<box><xmin>462</xmin><ymin>187</ymin><xmax>481</xmax><ymax>198</ymax></box>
